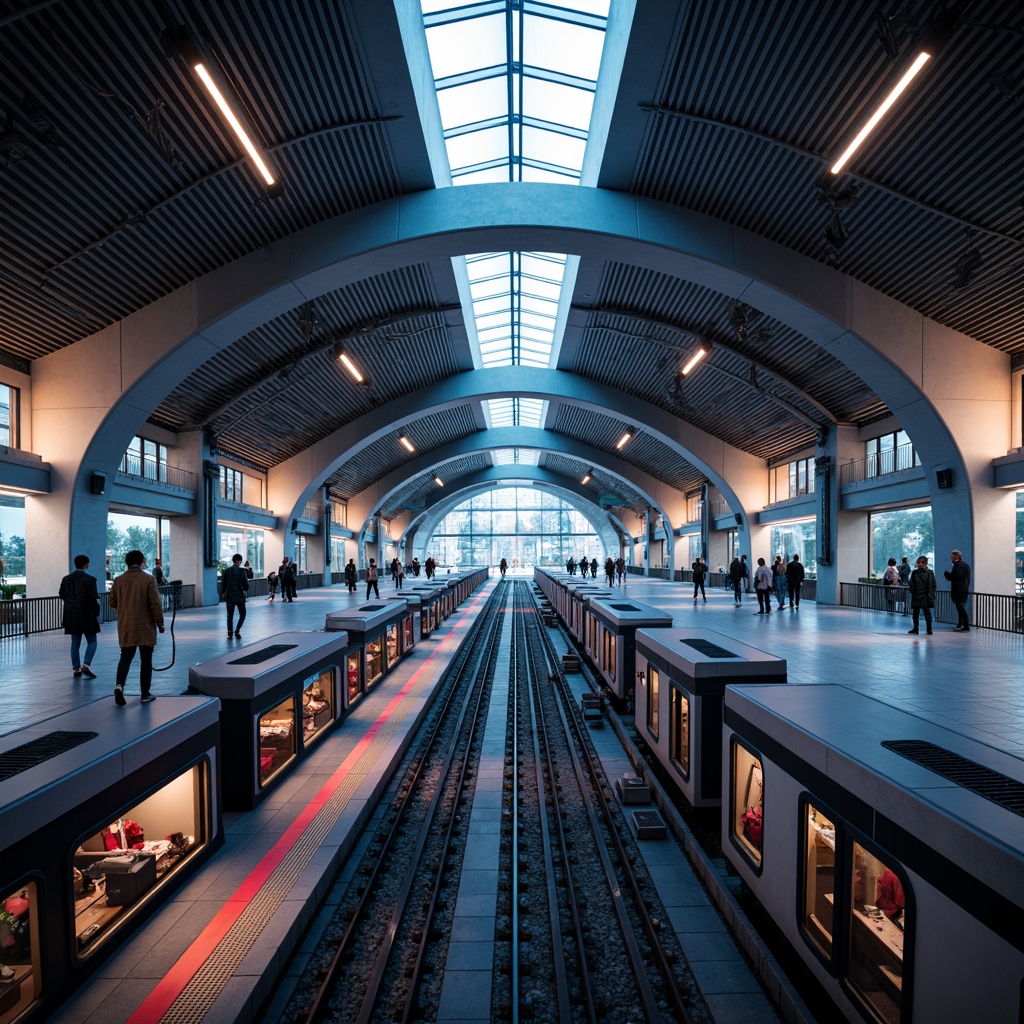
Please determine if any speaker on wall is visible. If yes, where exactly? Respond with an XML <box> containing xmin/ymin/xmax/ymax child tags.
<box><xmin>734</xmin><ymin>513</ymin><xmax>742</xmax><ymax>525</ymax></box>
<box><xmin>89</xmin><ymin>472</ymin><xmax>106</xmax><ymax>495</ymax></box>
<box><xmin>936</xmin><ymin>469</ymin><xmax>953</xmax><ymax>489</ymax></box>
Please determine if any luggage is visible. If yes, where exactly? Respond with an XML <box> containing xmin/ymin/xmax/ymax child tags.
<box><xmin>100</xmin><ymin>853</ymin><xmax>157</xmax><ymax>906</ymax></box>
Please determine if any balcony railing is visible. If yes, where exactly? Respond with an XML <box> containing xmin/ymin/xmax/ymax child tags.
<box><xmin>0</xmin><ymin>584</ymin><xmax>196</xmax><ymax>640</ymax></box>
<box><xmin>839</xmin><ymin>442</ymin><xmax>920</xmax><ymax>486</ymax></box>
<box><xmin>839</xmin><ymin>583</ymin><xmax>1023</xmax><ymax>633</ymax></box>
<box><xmin>118</xmin><ymin>454</ymin><xmax>197</xmax><ymax>491</ymax></box>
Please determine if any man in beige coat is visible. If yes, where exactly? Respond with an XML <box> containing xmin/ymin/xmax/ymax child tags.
<box><xmin>107</xmin><ymin>549</ymin><xmax>165</xmax><ymax>706</ymax></box>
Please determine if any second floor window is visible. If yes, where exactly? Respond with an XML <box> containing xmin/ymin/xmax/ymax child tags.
<box><xmin>219</xmin><ymin>466</ymin><xmax>243</xmax><ymax>502</ymax></box>
<box><xmin>865</xmin><ymin>430</ymin><xmax>919</xmax><ymax>478</ymax></box>
<box><xmin>0</xmin><ymin>384</ymin><xmax>18</xmax><ymax>448</ymax></box>
<box><xmin>121</xmin><ymin>436</ymin><xmax>167</xmax><ymax>481</ymax></box>
<box><xmin>771</xmin><ymin>457</ymin><xmax>815</xmax><ymax>502</ymax></box>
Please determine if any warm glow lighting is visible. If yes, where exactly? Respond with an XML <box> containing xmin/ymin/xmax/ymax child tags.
<box><xmin>399</xmin><ymin>435</ymin><xmax>416</xmax><ymax>453</ymax></box>
<box><xmin>615</xmin><ymin>430</ymin><xmax>633</xmax><ymax>450</ymax></box>
<box><xmin>829</xmin><ymin>51</ymin><xmax>932</xmax><ymax>175</ymax></box>
<box><xmin>580</xmin><ymin>470</ymin><xmax>592</xmax><ymax>485</ymax></box>
<box><xmin>681</xmin><ymin>346</ymin><xmax>708</xmax><ymax>376</ymax></box>
<box><xmin>337</xmin><ymin>350</ymin><xmax>365</xmax><ymax>383</ymax></box>
<box><xmin>432</xmin><ymin>474</ymin><xmax>444</xmax><ymax>487</ymax></box>
<box><xmin>193</xmin><ymin>62</ymin><xmax>276</xmax><ymax>186</ymax></box>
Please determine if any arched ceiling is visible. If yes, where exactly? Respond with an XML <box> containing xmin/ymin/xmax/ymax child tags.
<box><xmin>3</xmin><ymin>0</ymin><xmax>1020</xmax><ymax>520</ymax></box>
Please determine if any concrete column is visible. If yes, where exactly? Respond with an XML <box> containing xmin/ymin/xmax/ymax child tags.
<box><xmin>814</xmin><ymin>425</ymin><xmax>863</xmax><ymax>605</ymax></box>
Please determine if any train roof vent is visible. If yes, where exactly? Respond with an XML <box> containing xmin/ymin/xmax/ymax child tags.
<box><xmin>680</xmin><ymin>639</ymin><xmax>735</xmax><ymax>658</ymax></box>
<box><xmin>881</xmin><ymin>739</ymin><xmax>1024</xmax><ymax>817</ymax></box>
<box><xmin>0</xmin><ymin>731</ymin><xmax>98</xmax><ymax>782</ymax></box>
<box><xmin>228</xmin><ymin>644</ymin><xmax>298</xmax><ymax>665</ymax></box>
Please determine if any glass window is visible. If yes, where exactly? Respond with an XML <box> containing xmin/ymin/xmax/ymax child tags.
<box><xmin>605</xmin><ymin>631</ymin><xmax>616</xmax><ymax>683</ymax></box>
<box><xmin>869</xmin><ymin>507</ymin><xmax>933</xmax><ymax>578</ymax></box>
<box><xmin>365</xmin><ymin>637</ymin><xmax>384</xmax><ymax>688</ymax></box>
<box><xmin>386</xmin><ymin>623</ymin><xmax>399</xmax><ymax>666</ymax></box>
<box><xmin>0</xmin><ymin>880</ymin><xmax>39</xmax><ymax>1018</ymax></box>
<box><xmin>218</xmin><ymin>524</ymin><xmax>264</xmax><ymax>577</ymax></box>
<box><xmin>669</xmin><ymin>684</ymin><xmax>689</xmax><ymax>779</ymax></box>
<box><xmin>0</xmin><ymin>496</ymin><xmax>26</xmax><ymax>585</ymax></box>
<box><xmin>403</xmin><ymin>615</ymin><xmax>414</xmax><ymax>651</ymax></box>
<box><xmin>347</xmin><ymin>652</ymin><xmax>361</xmax><ymax>706</ymax></box>
<box><xmin>259</xmin><ymin>696</ymin><xmax>296</xmax><ymax>787</ymax></box>
<box><xmin>73</xmin><ymin>764</ymin><xmax>207</xmax><ymax>958</ymax></box>
<box><xmin>801</xmin><ymin>801</ymin><xmax>836</xmax><ymax>960</ymax></box>
<box><xmin>0</xmin><ymin>384</ymin><xmax>18</xmax><ymax>448</ymax></box>
<box><xmin>108</xmin><ymin>512</ymin><xmax>165</xmax><ymax>580</ymax></box>
<box><xmin>731</xmin><ymin>742</ymin><xmax>764</xmax><ymax>869</ymax></box>
<box><xmin>645</xmin><ymin>665</ymin><xmax>659</xmax><ymax>737</ymax></box>
<box><xmin>769</xmin><ymin>519</ymin><xmax>817</xmax><ymax>576</ymax></box>
<box><xmin>302</xmin><ymin>667</ymin><xmax>334</xmax><ymax>746</ymax></box>
<box><xmin>847</xmin><ymin>843</ymin><xmax>906</xmax><ymax>1023</ymax></box>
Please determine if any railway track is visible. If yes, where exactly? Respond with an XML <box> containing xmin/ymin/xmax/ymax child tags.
<box><xmin>280</xmin><ymin>581</ymin><xmax>508</xmax><ymax>1024</ymax></box>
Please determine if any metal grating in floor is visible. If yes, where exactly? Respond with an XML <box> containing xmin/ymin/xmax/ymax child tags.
<box><xmin>881</xmin><ymin>739</ymin><xmax>1024</xmax><ymax>817</ymax></box>
<box><xmin>0</xmin><ymin>731</ymin><xmax>98</xmax><ymax>782</ymax></box>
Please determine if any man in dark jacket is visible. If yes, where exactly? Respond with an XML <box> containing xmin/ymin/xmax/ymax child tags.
<box><xmin>908</xmin><ymin>555</ymin><xmax>937</xmax><ymax>635</ymax></box>
<box><xmin>786</xmin><ymin>554</ymin><xmax>805</xmax><ymax>609</ymax></box>
<box><xmin>278</xmin><ymin>556</ymin><xmax>297</xmax><ymax>602</ymax></box>
<box><xmin>59</xmin><ymin>554</ymin><xmax>100</xmax><ymax>678</ymax></box>
<box><xmin>728</xmin><ymin>557</ymin><xmax>744</xmax><ymax>606</ymax></box>
<box><xmin>221</xmin><ymin>553</ymin><xmax>249</xmax><ymax>639</ymax></box>
<box><xmin>344</xmin><ymin>558</ymin><xmax>358</xmax><ymax>592</ymax></box>
<box><xmin>691</xmin><ymin>557</ymin><xmax>707</xmax><ymax>602</ymax></box>
<box><xmin>943</xmin><ymin>550</ymin><xmax>971</xmax><ymax>632</ymax></box>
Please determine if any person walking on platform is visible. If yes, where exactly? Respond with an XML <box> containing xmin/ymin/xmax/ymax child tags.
<box><xmin>278</xmin><ymin>556</ymin><xmax>297</xmax><ymax>602</ymax></box>
<box><xmin>605</xmin><ymin>556</ymin><xmax>615</xmax><ymax>586</ymax></box>
<box><xmin>772</xmin><ymin>555</ymin><xmax>788</xmax><ymax>610</ymax></box>
<box><xmin>740</xmin><ymin>554</ymin><xmax>751</xmax><ymax>594</ymax></box>
<box><xmin>220</xmin><ymin>553</ymin><xmax>249</xmax><ymax>639</ymax></box>
<box><xmin>366</xmin><ymin>558</ymin><xmax>380</xmax><ymax>598</ymax></box>
<box><xmin>786</xmin><ymin>553</ymin><xmax>805</xmax><ymax>609</ymax></box>
<box><xmin>944</xmin><ymin>550</ymin><xmax>971</xmax><ymax>632</ymax></box>
<box><xmin>754</xmin><ymin>558</ymin><xmax>774</xmax><ymax>614</ymax></box>
<box><xmin>908</xmin><ymin>555</ymin><xmax>937</xmax><ymax>635</ymax></box>
<box><xmin>579</xmin><ymin>556</ymin><xmax>589</xmax><ymax>578</ymax></box>
<box><xmin>394</xmin><ymin>558</ymin><xmax>404</xmax><ymax>589</ymax></box>
<box><xmin>266</xmin><ymin>569</ymin><xmax>279</xmax><ymax>601</ymax></box>
<box><xmin>412</xmin><ymin>557</ymin><xmax>421</xmax><ymax>577</ymax></box>
<box><xmin>590</xmin><ymin>559</ymin><xmax>597</xmax><ymax>579</ymax></box>
<box><xmin>499</xmin><ymin>557</ymin><xmax>508</xmax><ymax>577</ymax></box>
<box><xmin>729</xmin><ymin>556</ymin><xmax>744</xmax><ymax>606</ymax></box>
<box><xmin>425</xmin><ymin>556</ymin><xmax>436</xmax><ymax>580</ymax></box>
<box><xmin>107</xmin><ymin>549</ymin><xmax>164</xmax><ymax>706</ymax></box>
<box><xmin>882</xmin><ymin>557</ymin><xmax>900</xmax><ymax>612</ymax></box>
<box><xmin>344</xmin><ymin>558</ymin><xmax>357</xmax><ymax>592</ymax></box>
<box><xmin>60</xmin><ymin>553</ymin><xmax>100</xmax><ymax>679</ymax></box>
<box><xmin>898</xmin><ymin>555</ymin><xmax>912</xmax><ymax>614</ymax></box>
<box><xmin>152</xmin><ymin>557</ymin><xmax>165</xmax><ymax>586</ymax></box>
<box><xmin>615</xmin><ymin>555</ymin><xmax>625</xmax><ymax>585</ymax></box>
<box><xmin>691</xmin><ymin>556</ymin><xmax>707</xmax><ymax>602</ymax></box>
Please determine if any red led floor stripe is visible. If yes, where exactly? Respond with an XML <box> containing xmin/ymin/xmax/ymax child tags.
<box><xmin>128</xmin><ymin>585</ymin><xmax>490</xmax><ymax>1023</ymax></box>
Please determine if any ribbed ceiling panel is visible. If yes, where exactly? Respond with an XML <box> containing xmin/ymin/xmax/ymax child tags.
<box><xmin>541</xmin><ymin>454</ymin><xmax>647</xmax><ymax>513</ymax></box>
<box><xmin>381</xmin><ymin>454</ymin><xmax>493</xmax><ymax>520</ymax></box>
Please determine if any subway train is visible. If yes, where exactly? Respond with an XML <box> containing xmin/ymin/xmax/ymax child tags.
<box><xmin>535</xmin><ymin>568</ymin><xmax>1024</xmax><ymax>1024</ymax></box>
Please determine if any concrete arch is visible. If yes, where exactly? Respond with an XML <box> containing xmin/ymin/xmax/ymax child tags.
<box><xmin>344</xmin><ymin>424</ymin><xmax>686</xmax><ymax>547</ymax></box>
<box><xmin>32</xmin><ymin>183</ymin><xmax>1008</xmax><ymax>592</ymax></box>
<box><xmin>398</xmin><ymin>472</ymin><xmax>628</xmax><ymax>564</ymax></box>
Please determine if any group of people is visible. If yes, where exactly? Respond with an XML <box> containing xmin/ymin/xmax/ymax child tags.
<box><xmin>893</xmin><ymin>550</ymin><xmax>971</xmax><ymax>636</ymax></box>
<box><xmin>708</xmin><ymin>553</ymin><xmax>806</xmax><ymax>612</ymax></box>
<box><xmin>565</xmin><ymin>555</ymin><xmax>626</xmax><ymax>585</ymax></box>
<box><xmin>264</xmin><ymin>556</ymin><xmax>298</xmax><ymax>604</ymax></box>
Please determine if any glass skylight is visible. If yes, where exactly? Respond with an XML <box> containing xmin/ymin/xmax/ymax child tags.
<box><xmin>420</xmin><ymin>0</ymin><xmax>609</xmax><ymax>434</ymax></box>
<box><xmin>493</xmin><ymin>448</ymin><xmax>540</xmax><ymax>466</ymax></box>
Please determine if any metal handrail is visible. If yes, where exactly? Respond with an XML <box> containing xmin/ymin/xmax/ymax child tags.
<box><xmin>839</xmin><ymin>442</ymin><xmax>919</xmax><ymax>486</ymax></box>
<box><xmin>117</xmin><ymin>454</ymin><xmax>197</xmax><ymax>490</ymax></box>
<box><xmin>839</xmin><ymin>582</ymin><xmax>1023</xmax><ymax>633</ymax></box>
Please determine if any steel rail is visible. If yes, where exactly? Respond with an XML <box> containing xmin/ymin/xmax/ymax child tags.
<box><xmin>301</xmin><ymin>583</ymin><xmax>506</xmax><ymax>1024</ymax></box>
<box><xmin>531</xmin><ymin>584</ymin><xmax>697</xmax><ymax>1024</ymax></box>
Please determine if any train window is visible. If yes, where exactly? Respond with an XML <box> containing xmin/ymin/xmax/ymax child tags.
<box><xmin>0</xmin><ymin>880</ymin><xmax>40</xmax><ymax>1020</ymax></box>
<box><xmin>73</xmin><ymin>764</ymin><xmax>207</xmax><ymax>958</ymax></box>
<box><xmin>365</xmin><ymin>636</ymin><xmax>384</xmax><ymax>688</ymax></box>
<box><xmin>386</xmin><ymin>623</ymin><xmax>399</xmax><ymax>665</ymax></box>
<box><xmin>347</xmin><ymin>652</ymin><xmax>361</xmax><ymax>705</ymax></box>
<box><xmin>645</xmin><ymin>666</ymin><xmax>660</xmax><ymax>737</ymax></box>
<box><xmin>302</xmin><ymin>666</ymin><xmax>334</xmax><ymax>746</ymax></box>
<box><xmin>606</xmin><ymin>632</ymin><xmax>616</xmax><ymax>681</ymax></box>
<box><xmin>259</xmin><ymin>696</ymin><xmax>297</xmax><ymax>787</ymax></box>
<box><xmin>846</xmin><ymin>842</ymin><xmax>905</xmax><ymax>1023</ymax></box>
<box><xmin>669</xmin><ymin>684</ymin><xmax>689</xmax><ymax>778</ymax></box>
<box><xmin>800</xmin><ymin>802</ymin><xmax>836</xmax><ymax>961</ymax></box>
<box><xmin>403</xmin><ymin>615</ymin><xmax>414</xmax><ymax>651</ymax></box>
<box><xmin>730</xmin><ymin>742</ymin><xmax>764</xmax><ymax>869</ymax></box>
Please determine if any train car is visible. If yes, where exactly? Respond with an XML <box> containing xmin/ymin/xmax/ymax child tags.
<box><xmin>582</xmin><ymin>595</ymin><xmax>672</xmax><ymax>708</ymax></box>
<box><xmin>633</xmin><ymin>627</ymin><xmax>785</xmax><ymax>807</ymax></box>
<box><xmin>325</xmin><ymin>599</ymin><xmax>411</xmax><ymax>700</ymax></box>
<box><xmin>0</xmin><ymin>696</ymin><xmax>222</xmax><ymax>1022</ymax></box>
<box><xmin>722</xmin><ymin>682</ymin><xmax>1024</xmax><ymax>1024</ymax></box>
<box><xmin>188</xmin><ymin>630</ymin><xmax>356</xmax><ymax>810</ymax></box>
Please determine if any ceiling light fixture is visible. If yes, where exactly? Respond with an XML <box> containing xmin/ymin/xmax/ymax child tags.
<box><xmin>829</xmin><ymin>7</ymin><xmax>962</xmax><ymax>176</ymax></box>
<box><xmin>580</xmin><ymin>469</ymin><xmax>593</xmax><ymax>485</ymax></box>
<box><xmin>432</xmin><ymin>474</ymin><xmax>444</xmax><ymax>487</ymax></box>
<box><xmin>335</xmin><ymin>349</ymin><xmax>367</xmax><ymax>385</ymax></box>
<box><xmin>161</xmin><ymin>24</ymin><xmax>279</xmax><ymax>192</ymax></box>
<box><xmin>615</xmin><ymin>429</ymin><xmax>633</xmax><ymax>450</ymax></box>
<box><xmin>681</xmin><ymin>346</ymin><xmax>708</xmax><ymax>376</ymax></box>
<box><xmin>399</xmin><ymin>435</ymin><xmax>415</xmax><ymax>453</ymax></box>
